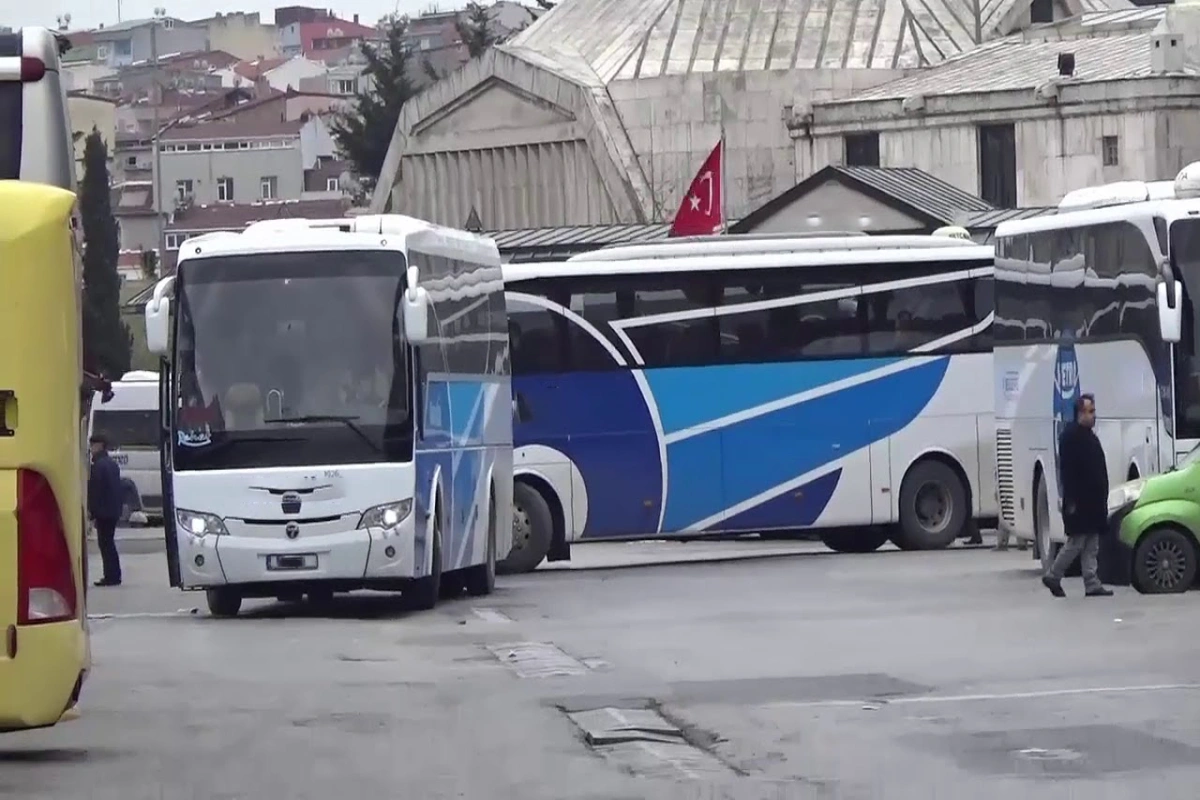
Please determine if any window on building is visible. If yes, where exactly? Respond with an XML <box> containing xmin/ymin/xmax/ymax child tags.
<box><xmin>260</xmin><ymin>176</ymin><xmax>278</xmax><ymax>200</ymax></box>
<box><xmin>1029</xmin><ymin>0</ymin><xmax>1054</xmax><ymax>23</ymax></box>
<box><xmin>217</xmin><ymin>177</ymin><xmax>234</xmax><ymax>202</ymax></box>
<box><xmin>126</xmin><ymin>155</ymin><xmax>137</xmax><ymax>167</ymax></box>
<box><xmin>1102</xmin><ymin>135</ymin><xmax>1120</xmax><ymax>167</ymax></box>
<box><xmin>978</xmin><ymin>123</ymin><xmax>1017</xmax><ymax>208</ymax></box>
<box><xmin>175</xmin><ymin>179</ymin><xmax>193</xmax><ymax>200</ymax></box>
<box><xmin>844</xmin><ymin>132</ymin><xmax>881</xmax><ymax>168</ymax></box>
<box><xmin>165</xmin><ymin>233</ymin><xmax>185</xmax><ymax>250</ymax></box>
<box><xmin>334</xmin><ymin>78</ymin><xmax>355</xmax><ymax>94</ymax></box>
<box><xmin>326</xmin><ymin>177</ymin><xmax>340</xmax><ymax>191</ymax></box>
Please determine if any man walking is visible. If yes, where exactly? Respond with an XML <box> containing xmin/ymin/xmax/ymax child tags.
<box><xmin>1042</xmin><ymin>394</ymin><xmax>1114</xmax><ymax>597</ymax></box>
<box><xmin>89</xmin><ymin>433</ymin><xmax>124</xmax><ymax>587</ymax></box>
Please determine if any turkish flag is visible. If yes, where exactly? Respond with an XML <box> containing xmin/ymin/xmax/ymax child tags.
<box><xmin>669</xmin><ymin>139</ymin><xmax>724</xmax><ymax>237</ymax></box>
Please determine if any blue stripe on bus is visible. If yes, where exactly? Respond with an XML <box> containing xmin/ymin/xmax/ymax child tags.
<box><xmin>659</xmin><ymin>357</ymin><xmax>949</xmax><ymax>530</ymax></box>
<box><xmin>643</xmin><ymin>356</ymin><xmax>906</xmax><ymax>436</ymax></box>
<box><xmin>719</xmin><ymin>468</ymin><xmax>842</xmax><ymax>531</ymax></box>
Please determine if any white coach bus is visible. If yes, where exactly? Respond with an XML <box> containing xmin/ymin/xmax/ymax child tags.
<box><xmin>993</xmin><ymin>169</ymin><xmax>1193</xmax><ymax>567</ymax></box>
<box><xmin>500</xmin><ymin>232</ymin><xmax>998</xmax><ymax>571</ymax></box>
<box><xmin>142</xmin><ymin>215</ymin><xmax>513</xmax><ymax>616</ymax></box>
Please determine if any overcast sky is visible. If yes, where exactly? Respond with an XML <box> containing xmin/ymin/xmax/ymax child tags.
<box><xmin>3</xmin><ymin>0</ymin><xmax>453</xmax><ymax>31</ymax></box>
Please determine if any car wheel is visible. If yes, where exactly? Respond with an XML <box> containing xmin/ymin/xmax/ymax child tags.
<box><xmin>1133</xmin><ymin>527</ymin><xmax>1198</xmax><ymax>594</ymax></box>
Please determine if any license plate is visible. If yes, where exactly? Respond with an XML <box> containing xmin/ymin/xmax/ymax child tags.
<box><xmin>266</xmin><ymin>554</ymin><xmax>317</xmax><ymax>571</ymax></box>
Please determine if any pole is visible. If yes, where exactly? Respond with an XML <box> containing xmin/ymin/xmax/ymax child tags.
<box><xmin>1170</xmin><ymin>341</ymin><xmax>1178</xmax><ymax>469</ymax></box>
<box><xmin>717</xmin><ymin>96</ymin><xmax>728</xmax><ymax>235</ymax></box>
<box><xmin>152</xmin><ymin>17</ymin><xmax>163</xmax><ymax>274</ymax></box>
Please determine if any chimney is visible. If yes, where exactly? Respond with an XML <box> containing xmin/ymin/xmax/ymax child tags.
<box><xmin>353</xmin><ymin>13</ymin><xmax>359</xmax><ymax>23</ymax></box>
<box><xmin>1057</xmin><ymin>52</ymin><xmax>1074</xmax><ymax>77</ymax></box>
<box><xmin>1151</xmin><ymin>32</ymin><xmax>1185</xmax><ymax>74</ymax></box>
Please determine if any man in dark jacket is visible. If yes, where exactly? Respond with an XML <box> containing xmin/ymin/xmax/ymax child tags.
<box><xmin>1042</xmin><ymin>394</ymin><xmax>1114</xmax><ymax>597</ymax></box>
<box><xmin>89</xmin><ymin>433</ymin><xmax>124</xmax><ymax>587</ymax></box>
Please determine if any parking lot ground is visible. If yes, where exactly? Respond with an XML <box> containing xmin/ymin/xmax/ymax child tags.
<box><xmin>7</xmin><ymin>539</ymin><xmax>1199</xmax><ymax>799</ymax></box>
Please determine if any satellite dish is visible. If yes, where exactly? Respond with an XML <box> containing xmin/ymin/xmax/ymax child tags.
<box><xmin>1175</xmin><ymin>161</ymin><xmax>1200</xmax><ymax>200</ymax></box>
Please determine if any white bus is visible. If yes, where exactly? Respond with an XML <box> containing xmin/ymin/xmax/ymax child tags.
<box><xmin>88</xmin><ymin>370</ymin><xmax>161</xmax><ymax>525</ymax></box>
<box><xmin>142</xmin><ymin>214</ymin><xmax>513</xmax><ymax>616</ymax></box>
<box><xmin>993</xmin><ymin>169</ymin><xmax>1191</xmax><ymax>567</ymax></box>
<box><xmin>501</xmin><ymin>232</ymin><xmax>997</xmax><ymax>571</ymax></box>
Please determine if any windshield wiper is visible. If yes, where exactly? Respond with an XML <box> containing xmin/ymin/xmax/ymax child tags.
<box><xmin>263</xmin><ymin>414</ymin><xmax>381</xmax><ymax>454</ymax></box>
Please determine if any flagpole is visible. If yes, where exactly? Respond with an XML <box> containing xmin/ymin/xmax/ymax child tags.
<box><xmin>718</xmin><ymin>112</ymin><xmax>728</xmax><ymax>235</ymax></box>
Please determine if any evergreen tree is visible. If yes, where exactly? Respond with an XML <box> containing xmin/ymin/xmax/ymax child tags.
<box><xmin>329</xmin><ymin>16</ymin><xmax>417</xmax><ymax>193</ymax></box>
<box><xmin>80</xmin><ymin>128</ymin><xmax>131</xmax><ymax>379</ymax></box>
<box><xmin>456</xmin><ymin>2</ymin><xmax>494</xmax><ymax>58</ymax></box>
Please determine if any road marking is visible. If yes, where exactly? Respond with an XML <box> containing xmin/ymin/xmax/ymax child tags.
<box><xmin>773</xmin><ymin>682</ymin><xmax>1200</xmax><ymax>709</ymax></box>
<box><xmin>88</xmin><ymin>609</ymin><xmax>198</xmax><ymax>620</ymax></box>
<box><xmin>471</xmin><ymin>607</ymin><xmax>513</xmax><ymax>623</ymax></box>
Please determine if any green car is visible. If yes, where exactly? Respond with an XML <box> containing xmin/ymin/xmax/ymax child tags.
<box><xmin>1112</xmin><ymin>447</ymin><xmax>1200</xmax><ymax>594</ymax></box>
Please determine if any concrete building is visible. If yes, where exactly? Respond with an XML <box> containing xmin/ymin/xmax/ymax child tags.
<box><xmin>66</xmin><ymin>92</ymin><xmax>117</xmax><ymax>180</ymax></box>
<box><xmin>802</xmin><ymin>5</ymin><xmax>1200</xmax><ymax>207</ymax></box>
<box><xmin>370</xmin><ymin>0</ymin><xmax>1129</xmax><ymax>228</ymax></box>
<box><xmin>195</xmin><ymin>12</ymin><xmax>279</xmax><ymax>61</ymax></box>
<box><xmin>157</xmin><ymin>115</ymin><xmax>336</xmax><ymax>208</ymax></box>
<box><xmin>91</xmin><ymin>17</ymin><xmax>209</xmax><ymax>69</ymax></box>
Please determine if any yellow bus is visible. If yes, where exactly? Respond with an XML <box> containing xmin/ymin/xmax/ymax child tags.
<box><xmin>0</xmin><ymin>25</ymin><xmax>90</xmax><ymax>734</ymax></box>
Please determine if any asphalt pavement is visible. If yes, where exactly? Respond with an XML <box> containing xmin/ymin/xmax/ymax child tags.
<box><xmin>7</xmin><ymin>535</ymin><xmax>1200</xmax><ymax>799</ymax></box>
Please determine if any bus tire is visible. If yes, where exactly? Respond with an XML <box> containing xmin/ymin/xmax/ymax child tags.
<box><xmin>206</xmin><ymin>588</ymin><xmax>242</xmax><ymax>618</ymax></box>
<box><xmin>895</xmin><ymin>458</ymin><xmax>968</xmax><ymax>550</ymax></box>
<box><xmin>820</xmin><ymin>527</ymin><xmax>889</xmax><ymax>553</ymax></box>
<box><xmin>464</xmin><ymin>494</ymin><xmax>498</xmax><ymax>596</ymax></box>
<box><xmin>1132</xmin><ymin>526</ymin><xmax>1198</xmax><ymax>594</ymax></box>
<box><xmin>501</xmin><ymin>482</ymin><xmax>553</xmax><ymax>574</ymax></box>
<box><xmin>406</xmin><ymin>515</ymin><xmax>443</xmax><ymax>611</ymax></box>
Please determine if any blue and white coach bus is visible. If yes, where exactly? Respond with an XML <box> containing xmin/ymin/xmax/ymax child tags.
<box><xmin>500</xmin><ymin>232</ymin><xmax>997</xmax><ymax>571</ymax></box>
<box><xmin>142</xmin><ymin>214</ymin><xmax>513</xmax><ymax>616</ymax></box>
<box><xmin>994</xmin><ymin>169</ymin><xmax>1193</xmax><ymax>568</ymax></box>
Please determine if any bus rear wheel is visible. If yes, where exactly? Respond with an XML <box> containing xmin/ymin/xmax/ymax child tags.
<box><xmin>500</xmin><ymin>482</ymin><xmax>553</xmax><ymax>574</ymax></box>
<box><xmin>206</xmin><ymin>588</ymin><xmax>242</xmax><ymax>618</ymax></box>
<box><xmin>820</xmin><ymin>527</ymin><xmax>889</xmax><ymax>553</ymax></box>
<box><xmin>894</xmin><ymin>459</ymin><xmax>968</xmax><ymax>550</ymax></box>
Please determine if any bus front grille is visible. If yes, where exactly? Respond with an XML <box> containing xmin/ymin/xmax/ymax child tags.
<box><xmin>996</xmin><ymin>427</ymin><xmax>1016</xmax><ymax>528</ymax></box>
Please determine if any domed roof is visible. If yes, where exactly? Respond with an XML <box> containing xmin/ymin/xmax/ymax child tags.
<box><xmin>506</xmin><ymin>0</ymin><xmax>1100</xmax><ymax>81</ymax></box>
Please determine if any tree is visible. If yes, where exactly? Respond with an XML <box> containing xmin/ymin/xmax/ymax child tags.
<box><xmin>456</xmin><ymin>2</ymin><xmax>494</xmax><ymax>59</ymax></box>
<box><xmin>329</xmin><ymin>16</ymin><xmax>418</xmax><ymax>194</ymax></box>
<box><xmin>80</xmin><ymin>128</ymin><xmax>132</xmax><ymax>379</ymax></box>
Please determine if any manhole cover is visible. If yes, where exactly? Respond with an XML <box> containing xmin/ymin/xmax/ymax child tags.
<box><xmin>1015</xmin><ymin>747</ymin><xmax>1084</xmax><ymax>762</ymax></box>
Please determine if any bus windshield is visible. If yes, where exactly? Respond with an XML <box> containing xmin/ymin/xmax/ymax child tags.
<box><xmin>172</xmin><ymin>249</ymin><xmax>413</xmax><ymax>470</ymax></box>
<box><xmin>1169</xmin><ymin>219</ymin><xmax>1200</xmax><ymax>440</ymax></box>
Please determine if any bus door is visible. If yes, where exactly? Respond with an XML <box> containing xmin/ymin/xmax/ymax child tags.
<box><xmin>159</xmin><ymin>359</ymin><xmax>181</xmax><ymax>587</ymax></box>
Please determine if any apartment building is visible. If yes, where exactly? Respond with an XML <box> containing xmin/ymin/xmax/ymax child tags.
<box><xmin>158</xmin><ymin>115</ymin><xmax>336</xmax><ymax>207</ymax></box>
<box><xmin>90</xmin><ymin>17</ymin><xmax>208</xmax><ymax>68</ymax></box>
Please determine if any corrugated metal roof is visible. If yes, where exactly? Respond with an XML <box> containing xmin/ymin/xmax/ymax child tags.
<box><xmin>507</xmin><ymin>0</ymin><xmax>1132</xmax><ymax>82</ymax></box>
<box><xmin>841</xmin><ymin>33</ymin><xmax>1198</xmax><ymax>102</ymax></box>
<box><xmin>838</xmin><ymin>166</ymin><xmax>993</xmax><ymax>222</ymax></box>
<box><xmin>966</xmin><ymin>207</ymin><xmax>1053</xmax><ymax>228</ymax></box>
<box><xmin>491</xmin><ymin>223</ymin><xmax>673</xmax><ymax>260</ymax></box>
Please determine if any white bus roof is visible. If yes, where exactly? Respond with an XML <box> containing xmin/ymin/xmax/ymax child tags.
<box><xmin>175</xmin><ymin>213</ymin><xmax>499</xmax><ymax>267</ymax></box>
<box><xmin>569</xmin><ymin>232</ymin><xmax>984</xmax><ymax>262</ymax></box>
<box><xmin>118</xmin><ymin>370</ymin><xmax>158</xmax><ymax>382</ymax></box>
<box><xmin>505</xmin><ymin>244</ymin><xmax>994</xmax><ymax>282</ymax></box>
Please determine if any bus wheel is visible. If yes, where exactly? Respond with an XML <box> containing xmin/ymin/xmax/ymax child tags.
<box><xmin>206</xmin><ymin>588</ymin><xmax>242</xmax><ymax>618</ymax></box>
<box><xmin>1034</xmin><ymin>474</ymin><xmax>1058</xmax><ymax>572</ymax></box>
<box><xmin>895</xmin><ymin>459</ymin><xmax>967</xmax><ymax>550</ymax></box>
<box><xmin>820</xmin><ymin>527</ymin><xmax>889</xmax><ymax>553</ymax></box>
<box><xmin>500</xmin><ymin>482</ymin><xmax>553</xmax><ymax>574</ymax></box>
<box><xmin>464</xmin><ymin>495</ymin><xmax>497</xmax><ymax>596</ymax></box>
<box><xmin>405</xmin><ymin>517</ymin><xmax>442</xmax><ymax>611</ymax></box>
<box><xmin>1133</xmin><ymin>527</ymin><xmax>1198</xmax><ymax>594</ymax></box>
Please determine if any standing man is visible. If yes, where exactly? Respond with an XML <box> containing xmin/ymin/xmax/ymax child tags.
<box><xmin>88</xmin><ymin>433</ymin><xmax>124</xmax><ymax>587</ymax></box>
<box><xmin>1042</xmin><ymin>394</ymin><xmax>1114</xmax><ymax>597</ymax></box>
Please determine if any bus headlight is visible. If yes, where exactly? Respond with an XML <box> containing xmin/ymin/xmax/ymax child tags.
<box><xmin>176</xmin><ymin>509</ymin><xmax>228</xmax><ymax>537</ymax></box>
<box><xmin>358</xmin><ymin>500</ymin><xmax>413</xmax><ymax>530</ymax></box>
<box><xmin>1107</xmin><ymin>478</ymin><xmax>1147</xmax><ymax>516</ymax></box>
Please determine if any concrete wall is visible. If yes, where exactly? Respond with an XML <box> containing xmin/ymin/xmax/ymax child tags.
<box><xmin>68</xmin><ymin>95</ymin><xmax>116</xmax><ymax>180</ymax></box>
<box><xmin>201</xmin><ymin>13</ymin><xmax>279</xmax><ymax>61</ymax></box>
<box><xmin>610</xmin><ymin>69</ymin><xmax>910</xmax><ymax>222</ymax></box>
<box><xmin>117</xmin><ymin>214</ymin><xmax>159</xmax><ymax>252</ymax></box>
<box><xmin>805</xmin><ymin>85</ymin><xmax>1200</xmax><ymax>206</ymax></box>
<box><xmin>159</xmin><ymin>145</ymin><xmax>304</xmax><ymax>205</ymax></box>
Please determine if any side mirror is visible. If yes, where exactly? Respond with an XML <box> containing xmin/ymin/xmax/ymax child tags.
<box><xmin>402</xmin><ymin>264</ymin><xmax>430</xmax><ymax>345</ymax></box>
<box><xmin>1158</xmin><ymin>280</ymin><xmax>1183</xmax><ymax>344</ymax></box>
<box><xmin>145</xmin><ymin>296</ymin><xmax>171</xmax><ymax>355</ymax></box>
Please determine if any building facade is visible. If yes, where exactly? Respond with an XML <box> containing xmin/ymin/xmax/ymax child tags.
<box><xmin>91</xmin><ymin>18</ymin><xmax>209</xmax><ymax>69</ymax></box>
<box><xmin>369</xmin><ymin>0</ymin><xmax>1146</xmax><ymax>229</ymax></box>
